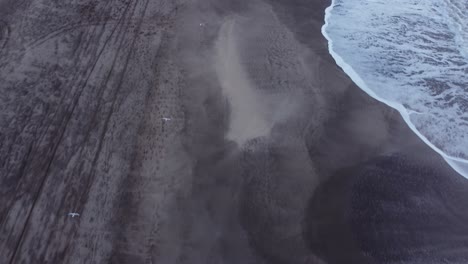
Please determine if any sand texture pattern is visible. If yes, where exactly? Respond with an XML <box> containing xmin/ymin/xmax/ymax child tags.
<box><xmin>1</xmin><ymin>0</ymin><xmax>467</xmax><ymax>263</ymax></box>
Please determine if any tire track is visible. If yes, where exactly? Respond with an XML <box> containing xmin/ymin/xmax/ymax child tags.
<box><xmin>0</xmin><ymin>20</ymin><xmax>10</xmax><ymax>52</ymax></box>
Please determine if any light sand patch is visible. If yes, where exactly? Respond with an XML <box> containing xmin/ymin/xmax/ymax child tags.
<box><xmin>214</xmin><ymin>19</ymin><xmax>272</xmax><ymax>145</ymax></box>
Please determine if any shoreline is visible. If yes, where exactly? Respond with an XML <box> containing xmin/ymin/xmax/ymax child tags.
<box><xmin>322</xmin><ymin>0</ymin><xmax>468</xmax><ymax>179</ymax></box>
<box><xmin>264</xmin><ymin>1</ymin><xmax>468</xmax><ymax>262</ymax></box>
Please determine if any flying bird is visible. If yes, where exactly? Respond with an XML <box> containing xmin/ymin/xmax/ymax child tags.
<box><xmin>68</xmin><ymin>212</ymin><xmax>80</xmax><ymax>218</ymax></box>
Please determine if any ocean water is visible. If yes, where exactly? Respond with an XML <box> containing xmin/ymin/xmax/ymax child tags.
<box><xmin>323</xmin><ymin>0</ymin><xmax>468</xmax><ymax>178</ymax></box>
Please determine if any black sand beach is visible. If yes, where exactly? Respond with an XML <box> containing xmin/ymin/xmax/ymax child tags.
<box><xmin>1</xmin><ymin>0</ymin><xmax>468</xmax><ymax>263</ymax></box>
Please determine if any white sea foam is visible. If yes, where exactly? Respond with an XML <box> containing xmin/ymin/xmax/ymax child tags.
<box><xmin>322</xmin><ymin>0</ymin><xmax>468</xmax><ymax>178</ymax></box>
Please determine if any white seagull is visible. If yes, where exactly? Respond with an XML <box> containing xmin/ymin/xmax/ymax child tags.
<box><xmin>68</xmin><ymin>212</ymin><xmax>80</xmax><ymax>218</ymax></box>
<box><xmin>162</xmin><ymin>117</ymin><xmax>171</xmax><ymax>121</ymax></box>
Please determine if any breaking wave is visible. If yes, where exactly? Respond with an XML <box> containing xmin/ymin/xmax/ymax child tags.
<box><xmin>323</xmin><ymin>0</ymin><xmax>468</xmax><ymax>178</ymax></box>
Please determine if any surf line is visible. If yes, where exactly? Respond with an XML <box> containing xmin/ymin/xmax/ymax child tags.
<box><xmin>321</xmin><ymin>0</ymin><xmax>468</xmax><ymax>179</ymax></box>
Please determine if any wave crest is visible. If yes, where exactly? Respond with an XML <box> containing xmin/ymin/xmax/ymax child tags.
<box><xmin>322</xmin><ymin>0</ymin><xmax>468</xmax><ymax>178</ymax></box>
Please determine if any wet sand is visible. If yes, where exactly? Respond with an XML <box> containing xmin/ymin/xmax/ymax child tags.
<box><xmin>1</xmin><ymin>0</ymin><xmax>468</xmax><ymax>263</ymax></box>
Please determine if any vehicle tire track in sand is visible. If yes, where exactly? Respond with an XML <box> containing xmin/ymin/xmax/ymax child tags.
<box><xmin>0</xmin><ymin>20</ymin><xmax>10</xmax><ymax>53</ymax></box>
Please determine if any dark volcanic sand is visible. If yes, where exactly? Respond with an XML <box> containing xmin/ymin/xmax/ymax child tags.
<box><xmin>1</xmin><ymin>0</ymin><xmax>468</xmax><ymax>263</ymax></box>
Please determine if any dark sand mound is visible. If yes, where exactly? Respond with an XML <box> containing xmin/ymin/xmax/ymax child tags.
<box><xmin>307</xmin><ymin>154</ymin><xmax>468</xmax><ymax>264</ymax></box>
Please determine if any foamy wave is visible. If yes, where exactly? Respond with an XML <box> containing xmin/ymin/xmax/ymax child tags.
<box><xmin>322</xmin><ymin>0</ymin><xmax>468</xmax><ymax>178</ymax></box>
<box><xmin>444</xmin><ymin>0</ymin><xmax>468</xmax><ymax>58</ymax></box>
